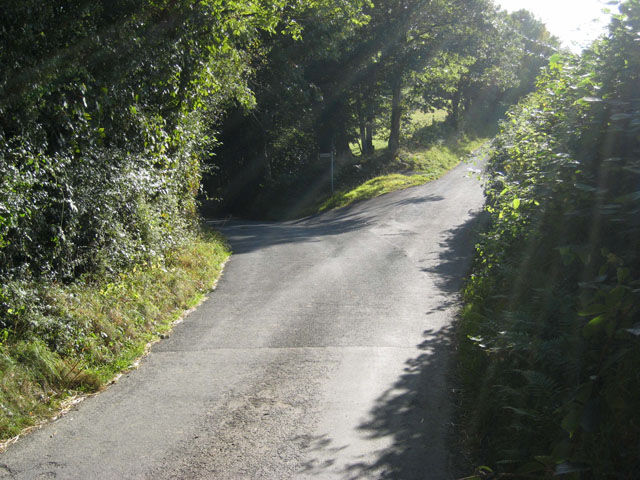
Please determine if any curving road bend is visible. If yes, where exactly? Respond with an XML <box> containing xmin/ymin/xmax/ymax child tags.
<box><xmin>0</xmin><ymin>158</ymin><xmax>485</xmax><ymax>479</ymax></box>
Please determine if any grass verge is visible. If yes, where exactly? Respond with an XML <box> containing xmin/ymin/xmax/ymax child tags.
<box><xmin>395</xmin><ymin>135</ymin><xmax>487</xmax><ymax>174</ymax></box>
<box><xmin>316</xmin><ymin>133</ymin><xmax>487</xmax><ymax>214</ymax></box>
<box><xmin>318</xmin><ymin>174</ymin><xmax>432</xmax><ymax>211</ymax></box>
<box><xmin>0</xmin><ymin>229</ymin><xmax>230</xmax><ymax>444</ymax></box>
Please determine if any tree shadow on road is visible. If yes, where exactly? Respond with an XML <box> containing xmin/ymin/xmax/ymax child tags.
<box><xmin>422</xmin><ymin>211</ymin><xmax>485</xmax><ymax>294</ymax></box>
<box><xmin>296</xmin><ymin>211</ymin><xmax>485</xmax><ymax>479</ymax></box>
<box><xmin>347</xmin><ymin>327</ymin><xmax>458</xmax><ymax>480</ymax></box>
<box><xmin>419</xmin><ymin>210</ymin><xmax>485</xmax><ymax>324</ymax></box>
<box><xmin>297</xmin><ymin>328</ymin><xmax>457</xmax><ymax>480</ymax></box>
<box><xmin>208</xmin><ymin>193</ymin><xmax>445</xmax><ymax>255</ymax></box>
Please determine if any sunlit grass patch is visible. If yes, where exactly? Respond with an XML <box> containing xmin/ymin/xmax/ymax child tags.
<box><xmin>349</xmin><ymin>109</ymin><xmax>449</xmax><ymax>156</ymax></box>
<box><xmin>318</xmin><ymin>173</ymin><xmax>432</xmax><ymax>211</ymax></box>
<box><xmin>316</xmin><ymin>134</ymin><xmax>487</xmax><ymax>214</ymax></box>
<box><xmin>407</xmin><ymin>109</ymin><xmax>448</xmax><ymax>129</ymax></box>
<box><xmin>350</xmin><ymin>137</ymin><xmax>388</xmax><ymax>156</ymax></box>
<box><xmin>396</xmin><ymin>135</ymin><xmax>488</xmax><ymax>173</ymax></box>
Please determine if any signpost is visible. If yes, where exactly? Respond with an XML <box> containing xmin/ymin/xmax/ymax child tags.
<box><xmin>318</xmin><ymin>151</ymin><xmax>334</xmax><ymax>193</ymax></box>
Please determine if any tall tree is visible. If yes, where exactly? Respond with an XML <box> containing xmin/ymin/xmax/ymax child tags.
<box><xmin>202</xmin><ymin>0</ymin><xmax>369</xmax><ymax>215</ymax></box>
<box><xmin>361</xmin><ymin>0</ymin><xmax>491</xmax><ymax>152</ymax></box>
<box><xmin>411</xmin><ymin>6</ymin><xmax>559</xmax><ymax>130</ymax></box>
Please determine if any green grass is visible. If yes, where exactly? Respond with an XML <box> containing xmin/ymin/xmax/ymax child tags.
<box><xmin>318</xmin><ymin>173</ymin><xmax>432</xmax><ymax>211</ymax></box>
<box><xmin>350</xmin><ymin>137</ymin><xmax>388</xmax><ymax>156</ymax></box>
<box><xmin>0</xmin><ymin>230</ymin><xmax>230</xmax><ymax>443</ymax></box>
<box><xmin>317</xmin><ymin>133</ymin><xmax>487</xmax><ymax>214</ymax></box>
<box><xmin>407</xmin><ymin>109</ymin><xmax>448</xmax><ymax>128</ymax></box>
<box><xmin>350</xmin><ymin>109</ymin><xmax>449</xmax><ymax>156</ymax></box>
<box><xmin>395</xmin><ymin>135</ymin><xmax>488</xmax><ymax>173</ymax></box>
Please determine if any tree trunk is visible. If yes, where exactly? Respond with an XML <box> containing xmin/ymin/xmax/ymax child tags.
<box><xmin>358</xmin><ymin>107</ymin><xmax>367</xmax><ymax>155</ymax></box>
<box><xmin>335</xmin><ymin>134</ymin><xmax>352</xmax><ymax>158</ymax></box>
<box><xmin>365</xmin><ymin>118</ymin><xmax>374</xmax><ymax>154</ymax></box>
<box><xmin>388</xmin><ymin>78</ymin><xmax>403</xmax><ymax>153</ymax></box>
<box><xmin>450</xmin><ymin>87</ymin><xmax>461</xmax><ymax>128</ymax></box>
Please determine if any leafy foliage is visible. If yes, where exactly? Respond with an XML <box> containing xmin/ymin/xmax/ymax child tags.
<box><xmin>460</xmin><ymin>2</ymin><xmax>640</xmax><ymax>477</ymax></box>
<box><xmin>0</xmin><ymin>0</ymin><xmax>295</xmax><ymax>283</ymax></box>
<box><xmin>0</xmin><ymin>0</ymin><xmax>293</xmax><ymax>438</ymax></box>
<box><xmin>0</xmin><ymin>0</ymin><xmax>303</xmax><ymax>325</ymax></box>
<box><xmin>315</xmin><ymin>132</ymin><xmax>486</xmax><ymax>213</ymax></box>
<box><xmin>204</xmin><ymin>0</ymin><xmax>553</xmax><ymax>218</ymax></box>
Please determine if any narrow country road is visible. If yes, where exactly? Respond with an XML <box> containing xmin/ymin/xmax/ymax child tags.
<box><xmin>0</xmin><ymin>159</ymin><xmax>485</xmax><ymax>479</ymax></box>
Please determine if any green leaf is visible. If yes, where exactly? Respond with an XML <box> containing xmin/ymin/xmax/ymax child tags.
<box><xmin>516</xmin><ymin>461</ymin><xmax>546</xmax><ymax>475</ymax></box>
<box><xmin>512</xmin><ymin>198</ymin><xmax>520</xmax><ymax>209</ymax></box>
<box><xmin>561</xmin><ymin>409</ymin><xmax>581</xmax><ymax>436</ymax></box>
<box><xmin>617</xmin><ymin>267</ymin><xmax>630</xmax><ymax>284</ymax></box>
<box><xmin>583</xmin><ymin>315</ymin><xmax>606</xmax><ymax>337</ymax></box>
<box><xmin>534</xmin><ymin>455</ymin><xmax>555</xmax><ymax>467</ymax></box>
<box><xmin>577</xmin><ymin>304</ymin><xmax>606</xmax><ymax>316</ymax></box>
<box><xmin>551</xmin><ymin>440</ymin><xmax>572</xmax><ymax>463</ymax></box>
<box><xmin>606</xmin><ymin>285</ymin><xmax>626</xmax><ymax>307</ymax></box>
<box><xmin>549</xmin><ymin>53</ymin><xmax>564</xmax><ymax>67</ymax></box>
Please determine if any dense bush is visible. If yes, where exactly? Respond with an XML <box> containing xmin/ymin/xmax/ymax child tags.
<box><xmin>0</xmin><ymin>0</ymin><xmax>281</xmax><ymax>281</ymax></box>
<box><xmin>460</xmin><ymin>1</ymin><xmax>640</xmax><ymax>477</ymax></box>
<box><xmin>0</xmin><ymin>0</ymin><xmax>298</xmax><ymax>352</ymax></box>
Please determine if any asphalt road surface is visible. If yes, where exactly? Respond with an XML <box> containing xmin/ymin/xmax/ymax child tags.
<box><xmin>0</xmin><ymin>158</ymin><xmax>485</xmax><ymax>479</ymax></box>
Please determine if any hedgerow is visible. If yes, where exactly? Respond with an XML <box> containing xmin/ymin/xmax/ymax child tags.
<box><xmin>459</xmin><ymin>1</ymin><xmax>640</xmax><ymax>477</ymax></box>
<box><xmin>0</xmin><ymin>0</ymin><xmax>287</xmax><ymax>438</ymax></box>
<box><xmin>0</xmin><ymin>0</ymin><xmax>300</xmax><ymax>346</ymax></box>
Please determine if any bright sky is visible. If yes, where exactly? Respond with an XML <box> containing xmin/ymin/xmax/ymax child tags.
<box><xmin>494</xmin><ymin>0</ymin><xmax>617</xmax><ymax>52</ymax></box>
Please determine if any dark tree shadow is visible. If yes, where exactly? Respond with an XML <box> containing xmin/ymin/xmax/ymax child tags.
<box><xmin>421</xmin><ymin>211</ymin><xmax>486</xmax><ymax>294</ymax></box>
<box><xmin>207</xmin><ymin>193</ymin><xmax>445</xmax><ymax>255</ymax></box>
<box><xmin>296</xmin><ymin>328</ymin><xmax>457</xmax><ymax>480</ymax></box>
<box><xmin>296</xmin><ymin>211</ymin><xmax>485</xmax><ymax>479</ymax></box>
<box><xmin>346</xmin><ymin>327</ymin><xmax>457</xmax><ymax>479</ymax></box>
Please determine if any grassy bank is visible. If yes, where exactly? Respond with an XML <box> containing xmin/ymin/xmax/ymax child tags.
<box><xmin>318</xmin><ymin>174</ymin><xmax>432</xmax><ymax>211</ymax></box>
<box><xmin>316</xmin><ymin>133</ymin><xmax>487</xmax><ymax>214</ymax></box>
<box><xmin>0</xmin><ymin>230</ymin><xmax>230</xmax><ymax>443</ymax></box>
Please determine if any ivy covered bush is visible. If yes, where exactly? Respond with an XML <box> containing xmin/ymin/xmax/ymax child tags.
<box><xmin>460</xmin><ymin>1</ymin><xmax>640</xmax><ymax>478</ymax></box>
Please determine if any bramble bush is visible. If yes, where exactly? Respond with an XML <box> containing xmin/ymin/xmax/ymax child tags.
<box><xmin>0</xmin><ymin>0</ymin><xmax>294</xmax><ymax>345</ymax></box>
